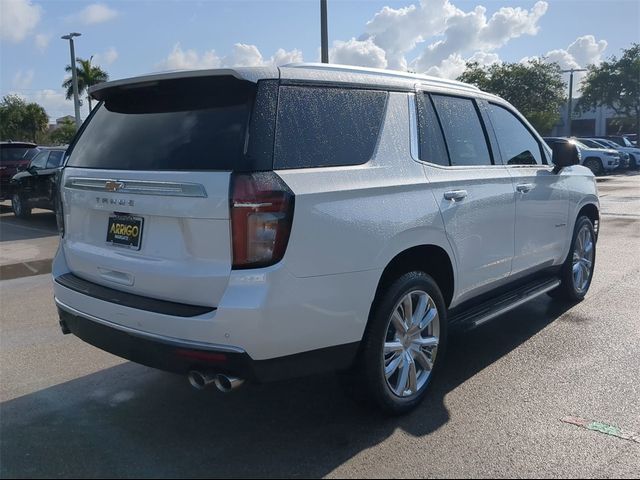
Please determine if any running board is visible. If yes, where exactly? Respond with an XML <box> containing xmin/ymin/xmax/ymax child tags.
<box><xmin>450</xmin><ymin>278</ymin><xmax>561</xmax><ymax>330</ymax></box>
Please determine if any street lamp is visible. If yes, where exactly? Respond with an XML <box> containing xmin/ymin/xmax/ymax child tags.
<box><xmin>61</xmin><ymin>32</ymin><xmax>82</xmax><ymax>129</ymax></box>
<box><xmin>320</xmin><ymin>0</ymin><xmax>328</xmax><ymax>63</ymax></box>
<box><xmin>562</xmin><ymin>68</ymin><xmax>587</xmax><ymax>137</ymax></box>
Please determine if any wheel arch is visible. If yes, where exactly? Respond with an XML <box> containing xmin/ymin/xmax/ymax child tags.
<box><xmin>577</xmin><ymin>202</ymin><xmax>600</xmax><ymax>239</ymax></box>
<box><xmin>373</xmin><ymin>244</ymin><xmax>455</xmax><ymax>309</ymax></box>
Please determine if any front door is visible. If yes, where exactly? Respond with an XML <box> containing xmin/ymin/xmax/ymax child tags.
<box><xmin>484</xmin><ymin>102</ymin><xmax>569</xmax><ymax>275</ymax></box>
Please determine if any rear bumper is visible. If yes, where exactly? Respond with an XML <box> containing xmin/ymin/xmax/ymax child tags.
<box><xmin>57</xmin><ymin>299</ymin><xmax>359</xmax><ymax>383</ymax></box>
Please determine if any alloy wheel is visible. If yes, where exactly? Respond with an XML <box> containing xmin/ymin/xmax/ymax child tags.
<box><xmin>572</xmin><ymin>224</ymin><xmax>594</xmax><ymax>293</ymax></box>
<box><xmin>383</xmin><ymin>290</ymin><xmax>440</xmax><ymax>398</ymax></box>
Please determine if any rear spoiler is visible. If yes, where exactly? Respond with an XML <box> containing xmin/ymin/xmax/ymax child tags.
<box><xmin>89</xmin><ymin>67</ymin><xmax>278</xmax><ymax>101</ymax></box>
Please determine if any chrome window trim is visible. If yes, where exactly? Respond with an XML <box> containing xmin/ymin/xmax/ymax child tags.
<box><xmin>65</xmin><ymin>177</ymin><xmax>208</xmax><ymax>198</ymax></box>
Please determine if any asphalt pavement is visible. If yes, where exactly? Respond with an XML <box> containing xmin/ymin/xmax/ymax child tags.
<box><xmin>0</xmin><ymin>173</ymin><xmax>639</xmax><ymax>478</ymax></box>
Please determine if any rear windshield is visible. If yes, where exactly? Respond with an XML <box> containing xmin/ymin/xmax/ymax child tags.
<box><xmin>1</xmin><ymin>147</ymin><xmax>30</xmax><ymax>163</ymax></box>
<box><xmin>67</xmin><ymin>76</ymin><xmax>256</xmax><ymax>171</ymax></box>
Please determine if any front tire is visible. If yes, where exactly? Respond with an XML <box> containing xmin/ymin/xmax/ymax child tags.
<box><xmin>11</xmin><ymin>194</ymin><xmax>31</xmax><ymax>218</ymax></box>
<box><xmin>629</xmin><ymin>154</ymin><xmax>637</xmax><ymax>170</ymax></box>
<box><xmin>549</xmin><ymin>216</ymin><xmax>596</xmax><ymax>302</ymax></box>
<box><xmin>583</xmin><ymin>158</ymin><xmax>603</xmax><ymax>176</ymax></box>
<box><xmin>355</xmin><ymin>271</ymin><xmax>447</xmax><ymax>415</ymax></box>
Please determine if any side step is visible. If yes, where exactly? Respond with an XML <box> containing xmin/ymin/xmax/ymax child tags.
<box><xmin>449</xmin><ymin>277</ymin><xmax>561</xmax><ymax>330</ymax></box>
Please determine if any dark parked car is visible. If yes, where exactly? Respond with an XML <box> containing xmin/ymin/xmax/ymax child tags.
<box><xmin>0</xmin><ymin>142</ymin><xmax>38</xmax><ymax>200</ymax></box>
<box><xmin>10</xmin><ymin>147</ymin><xmax>66</xmax><ymax>218</ymax></box>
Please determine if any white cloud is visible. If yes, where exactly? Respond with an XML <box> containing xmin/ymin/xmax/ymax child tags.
<box><xmin>93</xmin><ymin>47</ymin><xmax>119</xmax><ymax>65</ymax></box>
<box><xmin>424</xmin><ymin>51</ymin><xmax>501</xmax><ymax>79</ymax></box>
<box><xmin>156</xmin><ymin>43</ymin><xmax>221</xmax><ymax>70</ymax></box>
<box><xmin>156</xmin><ymin>43</ymin><xmax>303</xmax><ymax>71</ymax></box>
<box><xmin>322</xmin><ymin>0</ymin><xmax>547</xmax><ymax>78</ymax></box>
<box><xmin>72</xmin><ymin>3</ymin><xmax>118</xmax><ymax>25</ymax></box>
<box><xmin>329</xmin><ymin>38</ymin><xmax>388</xmax><ymax>69</ymax></box>
<box><xmin>34</xmin><ymin>33</ymin><xmax>51</xmax><ymax>52</ymax></box>
<box><xmin>412</xmin><ymin>1</ymin><xmax>547</xmax><ymax>76</ymax></box>
<box><xmin>13</xmin><ymin>69</ymin><xmax>35</xmax><ymax>90</ymax></box>
<box><xmin>0</xmin><ymin>0</ymin><xmax>42</xmax><ymax>43</ymax></box>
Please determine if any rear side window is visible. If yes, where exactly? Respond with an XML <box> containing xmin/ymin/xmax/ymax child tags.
<box><xmin>488</xmin><ymin>104</ymin><xmax>543</xmax><ymax>166</ymax></box>
<box><xmin>274</xmin><ymin>86</ymin><xmax>387</xmax><ymax>169</ymax></box>
<box><xmin>67</xmin><ymin>76</ymin><xmax>258</xmax><ymax>171</ymax></box>
<box><xmin>431</xmin><ymin>95</ymin><xmax>492</xmax><ymax>167</ymax></box>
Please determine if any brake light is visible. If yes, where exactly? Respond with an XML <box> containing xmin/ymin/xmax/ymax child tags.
<box><xmin>230</xmin><ymin>172</ymin><xmax>294</xmax><ymax>269</ymax></box>
<box><xmin>55</xmin><ymin>172</ymin><xmax>65</xmax><ymax>238</ymax></box>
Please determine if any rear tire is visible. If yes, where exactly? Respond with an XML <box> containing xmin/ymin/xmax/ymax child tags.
<box><xmin>351</xmin><ymin>271</ymin><xmax>448</xmax><ymax>415</ymax></box>
<box><xmin>583</xmin><ymin>158</ymin><xmax>603</xmax><ymax>176</ymax></box>
<box><xmin>11</xmin><ymin>194</ymin><xmax>31</xmax><ymax>219</ymax></box>
<box><xmin>548</xmin><ymin>216</ymin><xmax>596</xmax><ymax>302</ymax></box>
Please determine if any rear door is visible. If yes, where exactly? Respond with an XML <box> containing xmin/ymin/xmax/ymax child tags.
<box><xmin>60</xmin><ymin>75</ymin><xmax>267</xmax><ymax>307</ymax></box>
<box><xmin>416</xmin><ymin>92</ymin><xmax>516</xmax><ymax>303</ymax></box>
<box><xmin>484</xmin><ymin>102</ymin><xmax>569</xmax><ymax>275</ymax></box>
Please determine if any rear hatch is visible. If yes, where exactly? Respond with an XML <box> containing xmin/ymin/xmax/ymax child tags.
<box><xmin>60</xmin><ymin>75</ymin><xmax>271</xmax><ymax>307</ymax></box>
<box><xmin>1</xmin><ymin>143</ymin><xmax>36</xmax><ymax>195</ymax></box>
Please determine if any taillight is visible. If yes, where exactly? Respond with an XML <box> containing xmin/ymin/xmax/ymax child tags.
<box><xmin>230</xmin><ymin>172</ymin><xmax>294</xmax><ymax>269</ymax></box>
<box><xmin>55</xmin><ymin>172</ymin><xmax>65</xmax><ymax>238</ymax></box>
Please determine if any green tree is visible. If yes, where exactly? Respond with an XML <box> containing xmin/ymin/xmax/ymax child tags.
<box><xmin>458</xmin><ymin>59</ymin><xmax>566</xmax><ymax>134</ymax></box>
<box><xmin>49</xmin><ymin>118</ymin><xmax>77</xmax><ymax>145</ymax></box>
<box><xmin>62</xmin><ymin>56</ymin><xmax>109</xmax><ymax>111</ymax></box>
<box><xmin>0</xmin><ymin>95</ymin><xmax>49</xmax><ymax>142</ymax></box>
<box><xmin>577</xmin><ymin>43</ymin><xmax>640</xmax><ymax>138</ymax></box>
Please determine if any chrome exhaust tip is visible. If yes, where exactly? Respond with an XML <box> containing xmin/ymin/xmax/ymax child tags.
<box><xmin>214</xmin><ymin>374</ymin><xmax>245</xmax><ymax>393</ymax></box>
<box><xmin>187</xmin><ymin>370</ymin><xmax>217</xmax><ymax>390</ymax></box>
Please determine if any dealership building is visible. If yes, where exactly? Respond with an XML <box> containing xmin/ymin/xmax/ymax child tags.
<box><xmin>550</xmin><ymin>101</ymin><xmax>637</xmax><ymax>137</ymax></box>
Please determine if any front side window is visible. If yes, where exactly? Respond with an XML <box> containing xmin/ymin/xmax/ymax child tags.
<box><xmin>488</xmin><ymin>104</ymin><xmax>543</xmax><ymax>166</ymax></box>
<box><xmin>274</xmin><ymin>86</ymin><xmax>388</xmax><ymax>169</ymax></box>
<box><xmin>30</xmin><ymin>151</ymin><xmax>49</xmax><ymax>170</ymax></box>
<box><xmin>47</xmin><ymin>151</ymin><xmax>64</xmax><ymax>168</ymax></box>
<box><xmin>431</xmin><ymin>95</ymin><xmax>492</xmax><ymax>167</ymax></box>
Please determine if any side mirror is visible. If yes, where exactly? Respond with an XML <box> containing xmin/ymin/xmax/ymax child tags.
<box><xmin>16</xmin><ymin>164</ymin><xmax>27</xmax><ymax>172</ymax></box>
<box><xmin>551</xmin><ymin>142</ymin><xmax>580</xmax><ymax>173</ymax></box>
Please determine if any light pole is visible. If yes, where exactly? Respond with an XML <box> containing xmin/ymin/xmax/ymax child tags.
<box><xmin>561</xmin><ymin>68</ymin><xmax>587</xmax><ymax>137</ymax></box>
<box><xmin>61</xmin><ymin>32</ymin><xmax>82</xmax><ymax>129</ymax></box>
<box><xmin>320</xmin><ymin>0</ymin><xmax>328</xmax><ymax>63</ymax></box>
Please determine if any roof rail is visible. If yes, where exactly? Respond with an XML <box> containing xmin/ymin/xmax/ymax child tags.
<box><xmin>282</xmin><ymin>63</ymin><xmax>480</xmax><ymax>91</ymax></box>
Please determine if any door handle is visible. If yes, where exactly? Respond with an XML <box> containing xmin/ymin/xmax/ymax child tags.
<box><xmin>516</xmin><ymin>183</ymin><xmax>535</xmax><ymax>193</ymax></box>
<box><xmin>443</xmin><ymin>190</ymin><xmax>468</xmax><ymax>201</ymax></box>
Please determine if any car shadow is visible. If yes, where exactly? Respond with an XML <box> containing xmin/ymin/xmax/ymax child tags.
<box><xmin>0</xmin><ymin>296</ymin><xmax>574</xmax><ymax>478</ymax></box>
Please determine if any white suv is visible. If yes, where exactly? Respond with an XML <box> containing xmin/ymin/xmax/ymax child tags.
<box><xmin>53</xmin><ymin>64</ymin><xmax>599</xmax><ymax>414</ymax></box>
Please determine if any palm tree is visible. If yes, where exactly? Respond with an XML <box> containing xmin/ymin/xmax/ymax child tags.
<box><xmin>62</xmin><ymin>56</ymin><xmax>109</xmax><ymax>112</ymax></box>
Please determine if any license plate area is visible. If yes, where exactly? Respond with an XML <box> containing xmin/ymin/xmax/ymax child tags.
<box><xmin>106</xmin><ymin>215</ymin><xmax>144</xmax><ymax>250</ymax></box>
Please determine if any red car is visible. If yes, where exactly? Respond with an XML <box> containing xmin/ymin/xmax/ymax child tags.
<box><xmin>0</xmin><ymin>142</ymin><xmax>39</xmax><ymax>200</ymax></box>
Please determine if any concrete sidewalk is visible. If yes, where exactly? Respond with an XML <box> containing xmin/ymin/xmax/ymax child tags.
<box><xmin>0</xmin><ymin>202</ymin><xmax>59</xmax><ymax>280</ymax></box>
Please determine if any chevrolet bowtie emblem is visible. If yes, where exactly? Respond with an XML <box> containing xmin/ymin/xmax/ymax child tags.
<box><xmin>105</xmin><ymin>181</ymin><xmax>125</xmax><ymax>192</ymax></box>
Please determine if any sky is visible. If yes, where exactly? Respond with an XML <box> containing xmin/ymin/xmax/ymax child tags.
<box><xmin>1</xmin><ymin>0</ymin><xmax>639</xmax><ymax>121</ymax></box>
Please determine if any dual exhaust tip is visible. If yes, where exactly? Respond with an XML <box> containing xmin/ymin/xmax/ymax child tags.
<box><xmin>188</xmin><ymin>370</ymin><xmax>244</xmax><ymax>393</ymax></box>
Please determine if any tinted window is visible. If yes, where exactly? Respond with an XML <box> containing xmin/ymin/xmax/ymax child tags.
<box><xmin>47</xmin><ymin>151</ymin><xmax>64</xmax><ymax>168</ymax></box>
<box><xmin>30</xmin><ymin>151</ymin><xmax>49</xmax><ymax>169</ymax></box>
<box><xmin>67</xmin><ymin>77</ymin><xmax>256</xmax><ymax>171</ymax></box>
<box><xmin>274</xmin><ymin>86</ymin><xmax>387</xmax><ymax>169</ymax></box>
<box><xmin>488</xmin><ymin>104</ymin><xmax>543</xmax><ymax>166</ymax></box>
<box><xmin>417</xmin><ymin>94</ymin><xmax>449</xmax><ymax>166</ymax></box>
<box><xmin>431</xmin><ymin>95</ymin><xmax>492</xmax><ymax>166</ymax></box>
<box><xmin>0</xmin><ymin>147</ymin><xmax>30</xmax><ymax>163</ymax></box>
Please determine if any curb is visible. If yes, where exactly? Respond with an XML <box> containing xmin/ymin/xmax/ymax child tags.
<box><xmin>0</xmin><ymin>259</ymin><xmax>53</xmax><ymax>281</ymax></box>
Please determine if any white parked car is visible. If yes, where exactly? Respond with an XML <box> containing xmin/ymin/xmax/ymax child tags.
<box><xmin>544</xmin><ymin>137</ymin><xmax>619</xmax><ymax>175</ymax></box>
<box><xmin>53</xmin><ymin>64</ymin><xmax>600</xmax><ymax>414</ymax></box>
<box><xmin>590</xmin><ymin>138</ymin><xmax>640</xmax><ymax>169</ymax></box>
